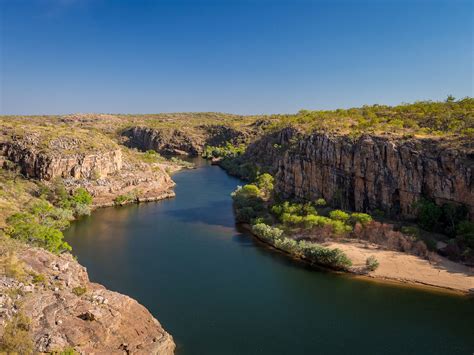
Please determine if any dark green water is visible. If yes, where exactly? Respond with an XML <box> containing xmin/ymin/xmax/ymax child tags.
<box><xmin>64</xmin><ymin>160</ymin><xmax>474</xmax><ymax>355</ymax></box>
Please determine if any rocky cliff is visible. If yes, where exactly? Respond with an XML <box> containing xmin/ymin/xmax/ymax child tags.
<box><xmin>0</xmin><ymin>244</ymin><xmax>175</xmax><ymax>354</ymax></box>
<box><xmin>122</xmin><ymin>125</ymin><xmax>253</xmax><ymax>156</ymax></box>
<box><xmin>244</xmin><ymin>128</ymin><xmax>474</xmax><ymax>219</ymax></box>
<box><xmin>0</xmin><ymin>133</ymin><xmax>122</xmax><ymax>181</ymax></box>
<box><xmin>122</xmin><ymin>127</ymin><xmax>205</xmax><ymax>156</ymax></box>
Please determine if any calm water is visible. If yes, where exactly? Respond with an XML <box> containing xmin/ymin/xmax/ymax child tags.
<box><xmin>65</xmin><ymin>159</ymin><xmax>474</xmax><ymax>355</ymax></box>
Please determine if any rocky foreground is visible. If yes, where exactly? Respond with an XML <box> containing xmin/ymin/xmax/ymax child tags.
<box><xmin>0</xmin><ymin>244</ymin><xmax>175</xmax><ymax>353</ymax></box>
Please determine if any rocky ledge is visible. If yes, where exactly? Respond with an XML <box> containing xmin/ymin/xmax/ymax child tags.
<box><xmin>0</xmin><ymin>246</ymin><xmax>175</xmax><ymax>354</ymax></box>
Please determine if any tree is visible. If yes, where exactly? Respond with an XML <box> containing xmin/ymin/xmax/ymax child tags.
<box><xmin>256</xmin><ymin>173</ymin><xmax>274</xmax><ymax>198</ymax></box>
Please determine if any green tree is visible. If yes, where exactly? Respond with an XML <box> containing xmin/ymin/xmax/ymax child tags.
<box><xmin>256</xmin><ymin>173</ymin><xmax>274</xmax><ymax>198</ymax></box>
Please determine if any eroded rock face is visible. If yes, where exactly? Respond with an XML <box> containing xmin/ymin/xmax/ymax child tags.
<box><xmin>122</xmin><ymin>127</ymin><xmax>205</xmax><ymax>156</ymax></box>
<box><xmin>0</xmin><ymin>248</ymin><xmax>175</xmax><ymax>354</ymax></box>
<box><xmin>0</xmin><ymin>141</ymin><xmax>122</xmax><ymax>181</ymax></box>
<box><xmin>246</xmin><ymin>128</ymin><xmax>474</xmax><ymax>219</ymax></box>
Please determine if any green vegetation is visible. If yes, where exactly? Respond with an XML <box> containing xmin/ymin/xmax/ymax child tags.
<box><xmin>4</xmin><ymin>180</ymin><xmax>94</xmax><ymax>254</ymax></box>
<box><xmin>40</xmin><ymin>180</ymin><xmax>93</xmax><ymax>217</ymax></box>
<box><xmin>271</xmin><ymin>202</ymin><xmax>352</xmax><ymax>235</ymax></box>
<box><xmin>269</xmin><ymin>97</ymin><xmax>474</xmax><ymax>137</ymax></box>
<box><xmin>231</xmin><ymin>184</ymin><xmax>266</xmax><ymax>223</ymax></box>
<box><xmin>114</xmin><ymin>191</ymin><xmax>138</xmax><ymax>205</ymax></box>
<box><xmin>0</xmin><ymin>311</ymin><xmax>33</xmax><ymax>353</ymax></box>
<box><xmin>170</xmin><ymin>157</ymin><xmax>194</xmax><ymax>168</ymax></box>
<box><xmin>72</xmin><ymin>286</ymin><xmax>87</xmax><ymax>296</ymax></box>
<box><xmin>414</xmin><ymin>199</ymin><xmax>473</xmax><ymax>262</ymax></box>
<box><xmin>6</xmin><ymin>201</ymin><xmax>72</xmax><ymax>253</ymax></box>
<box><xmin>366</xmin><ymin>256</ymin><xmax>380</xmax><ymax>271</ymax></box>
<box><xmin>251</xmin><ymin>223</ymin><xmax>352</xmax><ymax>270</ymax></box>
<box><xmin>141</xmin><ymin>149</ymin><xmax>166</xmax><ymax>163</ymax></box>
<box><xmin>202</xmin><ymin>142</ymin><xmax>260</xmax><ymax>179</ymax></box>
<box><xmin>202</xmin><ymin>142</ymin><xmax>246</xmax><ymax>159</ymax></box>
<box><xmin>0</xmin><ymin>252</ymin><xmax>26</xmax><ymax>281</ymax></box>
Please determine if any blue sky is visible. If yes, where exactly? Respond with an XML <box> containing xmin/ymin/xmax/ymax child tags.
<box><xmin>0</xmin><ymin>0</ymin><xmax>472</xmax><ymax>115</ymax></box>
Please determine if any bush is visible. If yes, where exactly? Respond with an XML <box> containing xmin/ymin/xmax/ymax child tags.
<box><xmin>231</xmin><ymin>184</ymin><xmax>266</xmax><ymax>223</ymax></box>
<box><xmin>456</xmin><ymin>221</ymin><xmax>474</xmax><ymax>248</ymax></box>
<box><xmin>72</xmin><ymin>286</ymin><xmax>87</xmax><ymax>296</ymax></box>
<box><xmin>251</xmin><ymin>223</ymin><xmax>284</xmax><ymax>242</ymax></box>
<box><xmin>315</xmin><ymin>198</ymin><xmax>326</xmax><ymax>206</ymax></box>
<box><xmin>0</xmin><ymin>312</ymin><xmax>33</xmax><ymax>353</ymax></box>
<box><xmin>329</xmin><ymin>210</ymin><xmax>350</xmax><ymax>222</ymax></box>
<box><xmin>414</xmin><ymin>199</ymin><xmax>442</xmax><ymax>231</ymax></box>
<box><xmin>350</xmin><ymin>212</ymin><xmax>373</xmax><ymax>226</ymax></box>
<box><xmin>113</xmin><ymin>191</ymin><xmax>137</xmax><ymax>205</ymax></box>
<box><xmin>74</xmin><ymin>203</ymin><xmax>91</xmax><ymax>217</ymax></box>
<box><xmin>366</xmin><ymin>256</ymin><xmax>379</xmax><ymax>271</ymax></box>
<box><xmin>0</xmin><ymin>252</ymin><xmax>26</xmax><ymax>281</ymax></box>
<box><xmin>71</xmin><ymin>188</ymin><xmax>92</xmax><ymax>206</ymax></box>
<box><xmin>251</xmin><ymin>224</ymin><xmax>352</xmax><ymax>270</ymax></box>
<box><xmin>6</xmin><ymin>202</ymin><xmax>72</xmax><ymax>254</ymax></box>
<box><xmin>297</xmin><ymin>241</ymin><xmax>352</xmax><ymax>270</ymax></box>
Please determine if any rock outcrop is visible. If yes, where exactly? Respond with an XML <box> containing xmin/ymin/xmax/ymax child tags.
<box><xmin>122</xmin><ymin>127</ymin><xmax>205</xmax><ymax>156</ymax></box>
<box><xmin>0</xmin><ymin>140</ymin><xmax>122</xmax><ymax>181</ymax></box>
<box><xmin>244</xmin><ymin>128</ymin><xmax>474</xmax><ymax>219</ymax></box>
<box><xmin>0</xmin><ymin>247</ymin><xmax>175</xmax><ymax>354</ymax></box>
<box><xmin>122</xmin><ymin>125</ymin><xmax>253</xmax><ymax>156</ymax></box>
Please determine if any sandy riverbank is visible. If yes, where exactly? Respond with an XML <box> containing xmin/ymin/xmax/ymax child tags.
<box><xmin>325</xmin><ymin>240</ymin><xmax>474</xmax><ymax>295</ymax></box>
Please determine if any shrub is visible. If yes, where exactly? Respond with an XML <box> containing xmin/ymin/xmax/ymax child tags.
<box><xmin>6</xmin><ymin>202</ymin><xmax>72</xmax><ymax>254</ymax></box>
<box><xmin>414</xmin><ymin>198</ymin><xmax>442</xmax><ymax>231</ymax></box>
<box><xmin>456</xmin><ymin>221</ymin><xmax>474</xmax><ymax>248</ymax></box>
<box><xmin>328</xmin><ymin>219</ymin><xmax>352</xmax><ymax>235</ymax></box>
<box><xmin>71</xmin><ymin>188</ymin><xmax>92</xmax><ymax>206</ymax></box>
<box><xmin>0</xmin><ymin>312</ymin><xmax>33</xmax><ymax>353</ymax></box>
<box><xmin>366</xmin><ymin>256</ymin><xmax>379</xmax><ymax>271</ymax></box>
<box><xmin>0</xmin><ymin>252</ymin><xmax>26</xmax><ymax>281</ymax></box>
<box><xmin>350</xmin><ymin>212</ymin><xmax>373</xmax><ymax>226</ymax></box>
<box><xmin>72</xmin><ymin>286</ymin><xmax>87</xmax><ymax>296</ymax></box>
<box><xmin>251</xmin><ymin>223</ymin><xmax>284</xmax><ymax>242</ymax></box>
<box><xmin>315</xmin><ymin>198</ymin><xmax>327</xmax><ymax>206</ymax></box>
<box><xmin>74</xmin><ymin>203</ymin><xmax>91</xmax><ymax>217</ymax></box>
<box><xmin>329</xmin><ymin>210</ymin><xmax>350</xmax><ymax>222</ymax></box>
<box><xmin>141</xmin><ymin>149</ymin><xmax>163</xmax><ymax>163</ymax></box>
<box><xmin>297</xmin><ymin>241</ymin><xmax>352</xmax><ymax>270</ymax></box>
<box><xmin>113</xmin><ymin>191</ymin><xmax>137</xmax><ymax>205</ymax></box>
<box><xmin>32</xmin><ymin>273</ymin><xmax>46</xmax><ymax>284</ymax></box>
<box><xmin>231</xmin><ymin>184</ymin><xmax>266</xmax><ymax>223</ymax></box>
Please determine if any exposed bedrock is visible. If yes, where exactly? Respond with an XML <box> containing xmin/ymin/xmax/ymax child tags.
<box><xmin>122</xmin><ymin>127</ymin><xmax>205</xmax><ymax>156</ymax></box>
<box><xmin>121</xmin><ymin>125</ymin><xmax>252</xmax><ymax>156</ymax></box>
<box><xmin>246</xmin><ymin>128</ymin><xmax>474</xmax><ymax>219</ymax></box>
<box><xmin>0</xmin><ymin>247</ymin><xmax>175</xmax><ymax>354</ymax></box>
<box><xmin>0</xmin><ymin>141</ymin><xmax>122</xmax><ymax>181</ymax></box>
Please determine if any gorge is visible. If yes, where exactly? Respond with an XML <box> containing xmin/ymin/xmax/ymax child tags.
<box><xmin>1</xmin><ymin>100</ymin><xmax>473</xmax><ymax>353</ymax></box>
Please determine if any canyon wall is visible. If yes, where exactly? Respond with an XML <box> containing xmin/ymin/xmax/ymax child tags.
<box><xmin>122</xmin><ymin>127</ymin><xmax>205</xmax><ymax>155</ymax></box>
<box><xmin>246</xmin><ymin>128</ymin><xmax>474</xmax><ymax>219</ymax></box>
<box><xmin>0</xmin><ymin>142</ymin><xmax>122</xmax><ymax>181</ymax></box>
<box><xmin>122</xmin><ymin>125</ymin><xmax>252</xmax><ymax>156</ymax></box>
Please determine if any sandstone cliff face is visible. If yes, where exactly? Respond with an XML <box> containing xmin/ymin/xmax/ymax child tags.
<box><xmin>0</xmin><ymin>247</ymin><xmax>175</xmax><ymax>354</ymax></box>
<box><xmin>122</xmin><ymin>127</ymin><xmax>205</xmax><ymax>156</ymax></box>
<box><xmin>245</xmin><ymin>128</ymin><xmax>474</xmax><ymax>219</ymax></box>
<box><xmin>122</xmin><ymin>125</ymin><xmax>253</xmax><ymax>156</ymax></box>
<box><xmin>0</xmin><ymin>141</ymin><xmax>122</xmax><ymax>181</ymax></box>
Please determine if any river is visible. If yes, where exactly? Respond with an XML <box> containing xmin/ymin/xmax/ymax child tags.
<box><xmin>64</xmin><ymin>159</ymin><xmax>474</xmax><ymax>355</ymax></box>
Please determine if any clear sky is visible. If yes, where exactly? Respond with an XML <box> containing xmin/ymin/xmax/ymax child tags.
<box><xmin>0</xmin><ymin>0</ymin><xmax>472</xmax><ymax>115</ymax></box>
